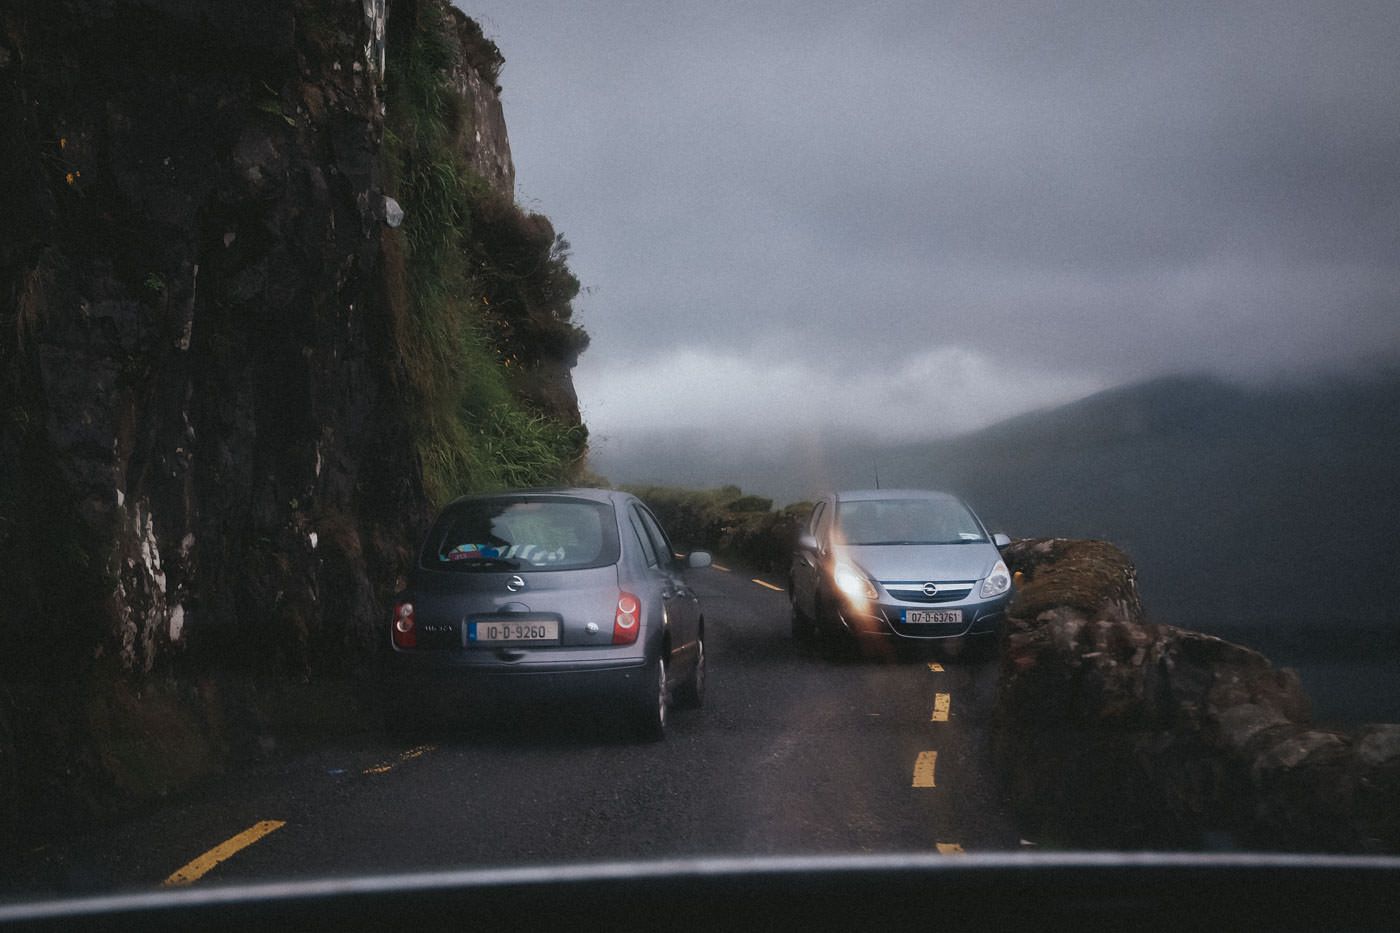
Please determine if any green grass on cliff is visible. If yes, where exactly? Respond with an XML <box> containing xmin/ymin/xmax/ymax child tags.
<box><xmin>382</xmin><ymin>2</ymin><xmax>585</xmax><ymax>506</ymax></box>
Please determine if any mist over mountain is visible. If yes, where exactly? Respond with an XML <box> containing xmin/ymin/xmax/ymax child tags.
<box><xmin>591</xmin><ymin>367</ymin><xmax>1400</xmax><ymax>657</ymax></box>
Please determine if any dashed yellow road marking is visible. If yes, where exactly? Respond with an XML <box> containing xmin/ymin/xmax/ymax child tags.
<box><xmin>163</xmin><ymin>820</ymin><xmax>285</xmax><ymax>886</ymax></box>
<box><xmin>712</xmin><ymin>562</ymin><xmax>731</xmax><ymax>572</ymax></box>
<box><xmin>936</xmin><ymin>842</ymin><xmax>965</xmax><ymax>855</ymax></box>
<box><xmin>912</xmin><ymin>751</ymin><xmax>938</xmax><ymax>787</ymax></box>
<box><xmin>364</xmin><ymin>744</ymin><xmax>437</xmax><ymax>776</ymax></box>
<box><xmin>751</xmin><ymin>579</ymin><xmax>784</xmax><ymax>592</ymax></box>
<box><xmin>931</xmin><ymin>693</ymin><xmax>951</xmax><ymax>722</ymax></box>
<box><xmin>927</xmin><ymin>662</ymin><xmax>944</xmax><ymax>672</ymax></box>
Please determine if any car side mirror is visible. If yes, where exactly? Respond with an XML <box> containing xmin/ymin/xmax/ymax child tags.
<box><xmin>687</xmin><ymin>550</ymin><xmax>713</xmax><ymax>569</ymax></box>
<box><xmin>797</xmin><ymin>534</ymin><xmax>819</xmax><ymax>552</ymax></box>
<box><xmin>993</xmin><ymin>533</ymin><xmax>1011</xmax><ymax>548</ymax></box>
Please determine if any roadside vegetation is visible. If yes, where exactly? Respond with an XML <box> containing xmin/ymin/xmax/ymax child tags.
<box><xmin>383</xmin><ymin>0</ymin><xmax>588</xmax><ymax>506</ymax></box>
<box><xmin>622</xmin><ymin>484</ymin><xmax>811</xmax><ymax>573</ymax></box>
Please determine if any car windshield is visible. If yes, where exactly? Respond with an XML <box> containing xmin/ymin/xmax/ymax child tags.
<box><xmin>423</xmin><ymin>498</ymin><xmax>619</xmax><ymax>571</ymax></box>
<box><xmin>836</xmin><ymin>499</ymin><xmax>986</xmax><ymax>546</ymax></box>
<box><xmin>5</xmin><ymin>0</ymin><xmax>1400</xmax><ymax>917</ymax></box>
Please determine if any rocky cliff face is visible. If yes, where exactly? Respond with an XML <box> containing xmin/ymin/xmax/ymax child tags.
<box><xmin>997</xmin><ymin>538</ymin><xmax>1400</xmax><ymax>852</ymax></box>
<box><xmin>0</xmin><ymin>0</ymin><xmax>579</xmax><ymax>839</ymax></box>
<box><xmin>444</xmin><ymin>9</ymin><xmax>513</xmax><ymax>198</ymax></box>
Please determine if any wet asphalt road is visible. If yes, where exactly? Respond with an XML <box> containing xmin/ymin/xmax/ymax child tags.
<box><xmin>17</xmin><ymin>565</ymin><xmax>1021</xmax><ymax>894</ymax></box>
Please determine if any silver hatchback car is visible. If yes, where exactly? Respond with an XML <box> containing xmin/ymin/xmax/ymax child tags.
<box><xmin>789</xmin><ymin>490</ymin><xmax>1012</xmax><ymax>652</ymax></box>
<box><xmin>385</xmin><ymin>488</ymin><xmax>711</xmax><ymax>740</ymax></box>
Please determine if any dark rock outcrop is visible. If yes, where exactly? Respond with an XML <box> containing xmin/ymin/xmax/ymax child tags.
<box><xmin>444</xmin><ymin>8</ymin><xmax>513</xmax><ymax>197</ymax></box>
<box><xmin>996</xmin><ymin>538</ymin><xmax>1400</xmax><ymax>852</ymax></box>
<box><xmin>0</xmin><ymin>0</ymin><xmax>570</xmax><ymax>846</ymax></box>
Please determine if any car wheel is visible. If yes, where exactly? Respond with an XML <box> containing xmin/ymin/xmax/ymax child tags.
<box><xmin>790</xmin><ymin>595</ymin><xmax>813</xmax><ymax>643</ymax></box>
<box><xmin>813</xmin><ymin>593</ymin><xmax>850</xmax><ymax>659</ymax></box>
<box><xmin>675</xmin><ymin>636</ymin><xmax>705</xmax><ymax>709</ymax></box>
<box><xmin>633</xmin><ymin>656</ymin><xmax>669</xmax><ymax>742</ymax></box>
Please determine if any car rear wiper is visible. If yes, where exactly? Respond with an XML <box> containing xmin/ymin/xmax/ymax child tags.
<box><xmin>443</xmin><ymin>556</ymin><xmax>522</xmax><ymax>570</ymax></box>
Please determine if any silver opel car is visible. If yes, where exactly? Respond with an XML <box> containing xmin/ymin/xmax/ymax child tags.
<box><xmin>789</xmin><ymin>489</ymin><xmax>1012</xmax><ymax>652</ymax></box>
<box><xmin>385</xmin><ymin>488</ymin><xmax>711</xmax><ymax>740</ymax></box>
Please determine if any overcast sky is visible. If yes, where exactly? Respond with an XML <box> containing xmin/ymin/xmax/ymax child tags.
<box><xmin>457</xmin><ymin>1</ymin><xmax>1400</xmax><ymax>447</ymax></box>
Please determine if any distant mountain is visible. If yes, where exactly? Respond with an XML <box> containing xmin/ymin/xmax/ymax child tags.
<box><xmin>898</xmin><ymin>372</ymin><xmax>1400</xmax><ymax>635</ymax></box>
<box><xmin>592</xmin><ymin>368</ymin><xmax>1400</xmax><ymax>644</ymax></box>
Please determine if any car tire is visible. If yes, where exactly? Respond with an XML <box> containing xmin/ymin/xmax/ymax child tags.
<box><xmin>674</xmin><ymin>635</ymin><xmax>705</xmax><ymax>709</ymax></box>
<box><xmin>814</xmin><ymin>593</ymin><xmax>853</xmax><ymax>660</ymax></box>
<box><xmin>632</xmin><ymin>656</ymin><xmax>669</xmax><ymax>742</ymax></box>
<box><xmin>790</xmin><ymin>595</ymin><xmax>813</xmax><ymax>643</ymax></box>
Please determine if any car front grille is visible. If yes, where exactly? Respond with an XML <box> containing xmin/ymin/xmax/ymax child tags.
<box><xmin>882</xmin><ymin>582</ymin><xmax>975</xmax><ymax>604</ymax></box>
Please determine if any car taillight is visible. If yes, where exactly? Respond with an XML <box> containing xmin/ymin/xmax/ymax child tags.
<box><xmin>612</xmin><ymin>592</ymin><xmax>641</xmax><ymax>645</ymax></box>
<box><xmin>392</xmin><ymin>601</ymin><xmax>416</xmax><ymax>648</ymax></box>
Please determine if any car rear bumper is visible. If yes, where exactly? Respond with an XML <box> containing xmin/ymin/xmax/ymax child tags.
<box><xmin>384</xmin><ymin>648</ymin><xmax>651</xmax><ymax>710</ymax></box>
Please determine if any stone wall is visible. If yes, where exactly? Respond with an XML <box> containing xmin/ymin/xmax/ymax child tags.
<box><xmin>996</xmin><ymin>538</ymin><xmax>1400</xmax><ymax>852</ymax></box>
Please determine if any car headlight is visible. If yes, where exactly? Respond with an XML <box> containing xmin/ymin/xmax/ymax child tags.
<box><xmin>980</xmin><ymin>560</ymin><xmax>1011</xmax><ymax>598</ymax></box>
<box><xmin>833</xmin><ymin>562</ymin><xmax>878</xmax><ymax>602</ymax></box>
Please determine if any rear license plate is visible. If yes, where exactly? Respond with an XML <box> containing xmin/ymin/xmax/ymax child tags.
<box><xmin>904</xmin><ymin>609</ymin><xmax>962</xmax><ymax>625</ymax></box>
<box><xmin>466</xmin><ymin>619</ymin><xmax>560</xmax><ymax>646</ymax></box>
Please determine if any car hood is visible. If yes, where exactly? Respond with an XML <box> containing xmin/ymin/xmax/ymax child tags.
<box><xmin>834</xmin><ymin>543</ymin><xmax>998</xmax><ymax>582</ymax></box>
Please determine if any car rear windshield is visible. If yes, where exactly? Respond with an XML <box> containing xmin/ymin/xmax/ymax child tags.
<box><xmin>835</xmin><ymin>498</ymin><xmax>986</xmax><ymax>546</ymax></box>
<box><xmin>421</xmin><ymin>497</ymin><xmax>620</xmax><ymax>572</ymax></box>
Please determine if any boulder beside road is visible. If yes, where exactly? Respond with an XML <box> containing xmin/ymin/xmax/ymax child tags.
<box><xmin>995</xmin><ymin>538</ymin><xmax>1400</xmax><ymax>853</ymax></box>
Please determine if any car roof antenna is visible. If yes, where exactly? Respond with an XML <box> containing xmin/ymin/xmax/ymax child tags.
<box><xmin>873</xmin><ymin>458</ymin><xmax>881</xmax><ymax>489</ymax></box>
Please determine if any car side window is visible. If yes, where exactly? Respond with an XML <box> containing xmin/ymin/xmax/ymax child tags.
<box><xmin>637</xmin><ymin>506</ymin><xmax>678</xmax><ymax>570</ymax></box>
<box><xmin>628</xmin><ymin>507</ymin><xmax>660</xmax><ymax>568</ymax></box>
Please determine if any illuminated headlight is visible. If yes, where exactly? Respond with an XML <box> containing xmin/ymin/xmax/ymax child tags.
<box><xmin>834</xmin><ymin>562</ymin><xmax>878</xmax><ymax>602</ymax></box>
<box><xmin>980</xmin><ymin>560</ymin><xmax>1011</xmax><ymax>599</ymax></box>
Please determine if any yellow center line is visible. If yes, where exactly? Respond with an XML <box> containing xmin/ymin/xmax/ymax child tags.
<box><xmin>931</xmin><ymin>693</ymin><xmax>951</xmax><ymax>722</ymax></box>
<box><xmin>163</xmin><ymin>820</ymin><xmax>285</xmax><ymax>886</ymax></box>
<box><xmin>711</xmin><ymin>562</ymin><xmax>731</xmax><ymax>572</ymax></box>
<box><xmin>936</xmin><ymin>842</ymin><xmax>965</xmax><ymax>855</ymax></box>
<box><xmin>912</xmin><ymin>751</ymin><xmax>938</xmax><ymax>788</ymax></box>
<box><xmin>364</xmin><ymin>743</ymin><xmax>438</xmax><ymax>776</ymax></box>
<box><xmin>927</xmin><ymin>662</ymin><xmax>944</xmax><ymax>672</ymax></box>
<box><xmin>751</xmin><ymin>579</ymin><xmax>784</xmax><ymax>592</ymax></box>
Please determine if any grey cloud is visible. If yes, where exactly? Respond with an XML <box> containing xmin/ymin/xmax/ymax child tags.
<box><xmin>462</xmin><ymin>0</ymin><xmax>1400</xmax><ymax>427</ymax></box>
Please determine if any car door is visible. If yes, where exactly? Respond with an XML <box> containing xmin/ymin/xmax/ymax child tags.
<box><xmin>635</xmin><ymin>504</ymin><xmax>699</xmax><ymax>670</ymax></box>
<box><xmin>624</xmin><ymin>499</ymin><xmax>664</xmax><ymax>594</ymax></box>
<box><xmin>625</xmin><ymin>504</ymin><xmax>682</xmax><ymax>666</ymax></box>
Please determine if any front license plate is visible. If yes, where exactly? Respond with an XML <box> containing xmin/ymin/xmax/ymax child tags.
<box><xmin>467</xmin><ymin>619</ymin><xmax>560</xmax><ymax>646</ymax></box>
<box><xmin>904</xmin><ymin>609</ymin><xmax>962</xmax><ymax>625</ymax></box>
